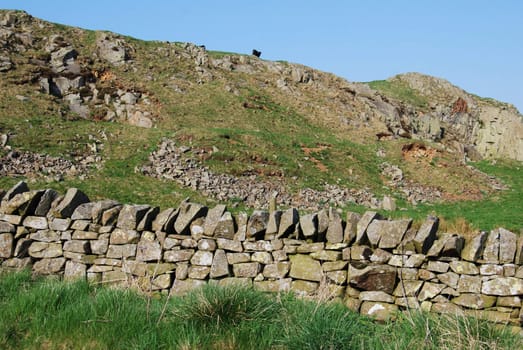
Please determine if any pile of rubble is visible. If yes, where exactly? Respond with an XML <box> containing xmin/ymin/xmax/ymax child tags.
<box><xmin>139</xmin><ymin>139</ymin><xmax>381</xmax><ymax>210</ymax></box>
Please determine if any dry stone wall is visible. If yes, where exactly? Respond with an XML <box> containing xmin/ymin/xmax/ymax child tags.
<box><xmin>1</xmin><ymin>181</ymin><xmax>522</xmax><ymax>325</ymax></box>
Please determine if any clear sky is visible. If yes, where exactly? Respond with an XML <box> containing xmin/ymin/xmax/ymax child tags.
<box><xmin>2</xmin><ymin>0</ymin><xmax>522</xmax><ymax>112</ymax></box>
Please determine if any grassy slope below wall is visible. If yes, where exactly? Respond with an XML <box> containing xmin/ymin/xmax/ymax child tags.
<box><xmin>0</xmin><ymin>270</ymin><xmax>520</xmax><ymax>350</ymax></box>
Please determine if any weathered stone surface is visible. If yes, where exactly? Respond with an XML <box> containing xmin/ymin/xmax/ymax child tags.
<box><xmin>21</xmin><ymin>216</ymin><xmax>47</xmax><ymax>230</ymax></box>
<box><xmin>359</xmin><ymin>291</ymin><xmax>395</xmax><ymax>303</ymax></box>
<box><xmin>0</xmin><ymin>214</ymin><xmax>21</xmax><ymax>226</ymax></box>
<box><xmin>203</xmin><ymin>204</ymin><xmax>226</xmax><ymax>236</ymax></box>
<box><xmin>498</xmin><ymin>228</ymin><xmax>517</xmax><ymax>263</ymax></box>
<box><xmin>326</xmin><ymin>208</ymin><xmax>344</xmax><ymax>243</ymax></box>
<box><xmin>344</xmin><ymin>211</ymin><xmax>360</xmax><ymax>244</ymax></box>
<box><xmin>209</xmin><ymin>249</ymin><xmax>229</xmax><ymax>278</ymax></box>
<box><xmin>326</xmin><ymin>270</ymin><xmax>347</xmax><ymax>285</ymax></box>
<box><xmin>152</xmin><ymin>207</ymin><xmax>176</xmax><ymax>232</ymax></box>
<box><xmin>322</xmin><ymin>261</ymin><xmax>348</xmax><ymax>272</ymax></box>
<box><xmin>136</xmin><ymin>207</ymin><xmax>159</xmax><ymax>231</ymax></box>
<box><xmin>246</xmin><ymin>210</ymin><xmax>269</xmax><ymax>239</ymax></box>
<box><xmin>350</xmin><ymin>245</ymin><xmax>372</xmax><ymax>260</ymax></box>
<box><xmin>163</xmin><ymin>249</ymin><xmax>194</xmax><ymax>262</ymax></box>
<box><xmin>29</xmin><ymin>242</ymin><xmax>62</xmax><ymax>258</ymax></box>
<box><xmin>317</xmin><ymin>209</ymin><xmax>329</xmax><ymax>235</ymax></box>
<box><xmin>197</xmin><ymin>239</ymin><xmax>216</xmax><ymax>252</ymax></box>
<box><xmin>102</xmin><ymin>270</ymin><xmax>129</xmax><ymax>287</ymax></box>
<box><xmin>265</xmin><ymin>210</ymin><xmax>282</xmax><ymax>236</ymax></box>
<box><xmin>71</xmin><ymin>202</ymin><xmax>96</xmax><ymax>220</ymax></box>
<box><xmin>191</xmin><ymin>251</ymin><xmax>214</xmax><ymax>266</ymax></box>
<box><xmin>2</xmin><ymin>181</ymin><xmax>29</xmax><ymax>203</ymax></box>
<box><xmin>116</xmin><ymin>204</ymin><xmax>150</xmax><ymax>230</ymax></box>
<box><xmin>296</xmin><ymin>242</ymin><xmax>324</xmax><ymax>253</ymax></box>
<box><xmin>71</xmin><ymin>230</ymin><xmax>98</xmax><ymax>240</ymax></box>
<box><xmin>33</xmin><ymin>257</ymin><xmax>66</xmax><ymax>274</ymax></box>
<box><xmin>254</xmin><ymin>279</ymin><xmax>292</xmax><ymax>292</ymax></box>
<box><xmin>360</xmin><ymin>301</ymin><xmax>398</xmax><ymax>321</ymax></box>
<box><xmin>49</xmin><ymin>218</ymin><xmax>71</xmax><ymax>231</ymax></box>
<box><xmin>0</xmin><ymin>233</ymin><xmax>14</xmax><ymax>258</ymax></box>
<box><xmin>482</xmin><ymin>277</ymin><xmax>523</xmax><ymax>296</ymax></box>
<box><xmin>427</xmin><ymin>261</ymin><xmax>449</xmax><ymax>273</ymax></box>
<box><xmin>91</xmin><ymin>200</ymin><xmax>120</xmax><ymax>224</ymax></box>
<box><xmin>457</xmin><ymin>275</ymin><xmax>481</xmax><ymax>293</ymax></box>
<box><xmin>418</xmin><ymin>282</ymin><xmax>445</xmax><ymax>301</ymax></box>
<box><xmin>438</xmin><ymin>271</ymin><xmax>459</xmax><ymax>289</ymax></box>
<box><xmin>1</xmin><ymin>190</ymin><xmax>44</xmax><ymax>216</ymax></box>
<box><xmin>213</xmin><ymin>212</ymin><xmax>236</xmax><ymax>239</ymax></box>
<box><xmin>393</xmin><ymin>280</ymin><xmax>424</xmax><ymax>297</ymax></box>
<box><xmin>233</xmin><ymin>262</ymin><xmax>261</xmax><ymax>278</ymax></box>
<box><xmin>227</xmin><ymin>252</ymin><xmax>251</xmax><ymax>264</ymax></box>
<box><xmin>300</xmin><ymin>213</ymin><xmax>317</xmax><ymax>238</ymax></box>
<box><xmin>64</xmin><ymin>261</ymin><xmax>86</xmax><ymax>280</ymax></box>
<box><xmin>2</xmin><ymin>257</ymin><xmax>32</xmax><ymax>269</ymax></box>
<box><xmin>348</xmin><ymin>264</ymin><xmax>397</xmax><ymax>294</ymax></box>
<box><xmin>413</xmin><ymin>216</ymin><xmax>439</xmax><ymax>254</ymax></box>
<box><xmin>452</xmin><ymin>294</ymin><xmax>497</xmax><ymax>310</ymax></box>
<box><xmin>106</xmin><ymin>244</ymin><xmax>136</xmax><ymax>259</ymax></box>
<box><xmin>175</xmin><ymin>202</ymin><xmax>207</xmax><ymax>235</ymax></box>
<box><xmin>277</xmin><ymin>208</ymin><xmax>298</xmax><ymax>238</ymax></box>
<box><xmin>63</xmin><ymin>240</ymin><xmax>90</xmax><ymax>253</ymax></box>
<box><xmin>483</xmin><ymin>230</ymin><xmax>500</xmax><ymax>263</ymax></box>
<box><xmin>101</xmin><ymin>206</ymin><xmax>121</xmax><ymax>226</ymax></box>
<box><xmin>89</xmin><ymin>239</ymin><xmax>108</xmax><ymax>255</ymax></box>
<box><xmin>310</xmin><ymin>250</ymin><xmax>341</xmax><ymax>261</ymax></box>
<box><xmin>460</xmin><ymin>232</ymin><xmax>487</xmax><ymax>263</ymax></box>
<box><xmin>479</xmin><ymin>264</ymin><xmax>503</xmax><ymax>276</ymax></box>
<box><xmin>52</xmin><ymin>188</ymin><xmax>89</xmax><ymax>218</ymax></box>
<box><xmin>289</xmin><ymin>254</ymin><xmax>323</xmax><ymax>282</ymax></box>
<box><xmin>369</xmin><ymin>248</ymin><xmax>392</xmax><ymax>263</ymax></box>
<box><xmin>432</xmin><ymin>302</ymin><xmax>465</xmax><ymax>315</ymax></box>
<box><xmin>355</xmin><ymin>211</ymin><xmax>380</xmax><ymax>245</ymax></box>
<box><xmin>251</xmin><ymin>251</ymin><xmax>272</xmax><ymax>264</ymax></box>
<box><xmin>34</xmin><ymin>189</ymin><xmax>59</xmax><ymax>216</ymax></box>
<box><xmin>291</xmin><ymin>280</ymin><xmax>319</xmax><ymax>295</ymax></box>
<box><xmin>136</xmin><ymin>240</ymin><xmax>162</xmax><ymax>261</ymax></box>
<box><xmin>449</xmin><ymin>261</ymin><xmax>479</xmax><ymax>275</ymax></box>
<box><xmin>110</xmin><ymin>228</ymin><xmax>140</xmax><ymax>244</ymax></box>
<box><xmin>497</xmin><ymin>296</ymin><xmax>521</xmax><ymax>307</ymax></box>
<box><xmin>96</xmin><ymin>33</ymin><xmax>130</xmax><ymax>66</ymax></box>
<box><xmin>263</xmin><ymin>262</ymin><xmax>290</xmax><ymax>279</ymax></box>
<box><xmin>188</xmin><ymin>266</ymin><xmax>210</xmax><ymax>279</ymax></box>
<box><xmin>216</xmin><ymin>238</ymin><xmax>243</xmax><ymax>252</ymax></box>
<box><xmin>379</xmin><ymin>219</ymin><xmax>411</xmax><ymax>249</ymax></box>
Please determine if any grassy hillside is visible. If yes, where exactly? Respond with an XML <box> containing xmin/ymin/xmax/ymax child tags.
<box><xmin>0</xmin><ymin>9</ymin><xmax>521</xmax><ymax>232</ymax></box>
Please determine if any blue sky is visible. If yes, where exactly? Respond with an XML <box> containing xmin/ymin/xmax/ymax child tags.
<box><xmin>3</xmin><ymin>1</ymin><xmax>522</xmax><ymax>112</ymax></box>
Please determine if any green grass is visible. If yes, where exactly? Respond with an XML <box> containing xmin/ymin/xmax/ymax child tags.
<box><xmin>368</xmin><ymin>79</ymin><xmax>429</xmax><ymax>109</ymax></box>
<box><xmin>0</xmin><ymin>270</ymin><xmax>520</xmax><ymax>349</ymax></box>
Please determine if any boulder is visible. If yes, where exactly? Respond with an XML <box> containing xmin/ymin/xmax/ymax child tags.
<box><xmin>96</xmin><ymin>33</ymin><xmax>129</xmax><ymax>66</ymax></box>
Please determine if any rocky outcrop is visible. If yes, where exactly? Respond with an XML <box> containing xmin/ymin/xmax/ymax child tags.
<box><xmin>1</xmin><ymin>182</ymin><xmax>522</xmax><ymax>326</ymax></box>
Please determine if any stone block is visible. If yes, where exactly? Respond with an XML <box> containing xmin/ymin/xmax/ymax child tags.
<box><xmin>277</xmin><ymin>208</ymin><xmax>298</xmax><ymax>238</ymax></box>
<box><xmin>360</xmin><ymin>301</ymin><xmax>398</xmax><ymax>321</ymax></box>
<box><xmin>412</xmin><ymin>216</ymin><xmax>438</xmax><ymax>254</ymax></box>
<box><xmin>110</xmin><ymin>228</ymin><xmax>139</xmax><ymax>244</ymax></box>
<box><xmin>52</xmin><ymin>188</ymin><xmax>89</xmax><ymax>218</ymax></box>
<box><xmin>289</xmin><ymin>254</ymin><xmax>323</xmax><ymax>282</ymax></box>
<box><xmin>233</xmin><ymin>262</ymin><xmax>261</xmax><ymax>278</ymax></box>
<box><xmin>254</xmin><ymin>279</ymin><xmax>292</xmax><ymax>292</ymax></box>
<box><xmin>29</xmin><ymin>242</ymin><xmax>62</xmax><ymax>258</ymax></box>
<box><xmin>33</xmin><ymin>257</ymin><xmax>66</xmax><ymax>274</ymax></box>
<box><xmin>344</xmin><ymin>212</ymin><xmax>360</xmax><ymax>244</ymax></box>
<box><xmin>72</xmin><ymin>230</ymin><xmax>99</xmax><ymax>240</ymax></box>
<box><xmin>90</xmin><ymin>239</ymin><xmax>109</xmax><ymax>255</ymax></box>
<box><xmin>63</xmin><ymin>240</ymin><xmax>90</xmax><ymax>253</ymax></box>
<box><xmin>190</xmin><ymin>251</ymin><xmax>214</xmax><ymax>266</ymax></box>
<box><xmin>163</xmin><ymin>249</ymin><xmax>194</xmax><ymax>262</ymax></box>
<box><xmin>23</xmin><ymin>216</ymin><xmax>48</xmax><ymax>230</ymax></box>
<box><xmin>498</xmin><ymin>228</ymin><xmax>517</xmax><ymax>263</ymax></box>
<box><xmin>197</xmin><ymin>239</ymin><xmax>217</xmax><ymax>251</ymax></box>
<box><xmin>483</xmin><ymin>230</ymin><xmax>500</xmax><ymax>263</ymax></box>
<box><xmin>246</xmin><ymin>210</ymin><xmax>269</xmax><ymax>239</ymax></box>
<box><xmin>300</xmin><ymin>213</ymin><xmax>317</xmax><ymax>238</ymax></box>
<box><xmin>30</xmin><ymin>229</ymin><xmax>60</xmax><ymax>242</ymax></box>
<box><xmin>457</xmin><ymin>275</ymin><xmax>481</xmax><ymax>293</ymax></box>
<box><xmin>355</xmin><ymin>211</ymin><xmax>380</xmax><ymax>245</ymax></box>
<box><xmin>393</xmin><ymin>280</ymin><xmax>423</xmax><ymax>297</ymax></box>
<box><xmin>452</xmin><ymin>294</ymin><xmax>497</xmax><ymax>310</ymax></box>
<box><xmin>449</xmin><ymin>261</ymin><xmax>479</xmax><ymax>275</ymax></box>
<box><xmin>116</xmin><ymin>204</ymin><xmax>150</xmax><ymax>230</ymax></box>
<box><xmin>251</xmin><ymin>251</ymin><xmax>272</xmax><ymax>264</ymax></box>
<box><xmin>291</xmin><ymin>280</ymin><xmax>319</xmax><ymax>295</ymax></box>
<box><xmin>64</xmin><ymin>261</ymin><xmax>87</xmax><ymax>280</ymax></box>
<box><xmin>227</xmin><ymin>252</ymin><xmax>251</xmax><ymax>264</ymax></box>
<box><xmin>188</xmin><ymin>266</ymin><xmax>210</xmax><ymax>280</ymax></box>
<box><xmin>136</xmin><ymin>240</ymin><xmax>162</xmax><ymax>261</ymax></box>
<box><xmin>0</xmin><ymin>233</ymin><xmax>14</xmax><ymax>258</ymax></box>
<box><xmin>216</xmin><ymin>238</ymin><xmax>243</xmax><ymax>252</ymax></box>
<box><xmin>461</xmin><ymin>231</ymin><xmax>487</xmax><ymax>262</ymax></box>
<box><xmin>482</xmin><ymin>277</ymin><xmax>523</xmax><ymax>296</ymax></box>
<box><xmin>322</xmin><ymin>261</ymin><xmax>348</xmax><ymax>272</ymax></box>
<box><xmin>418</xmin><ymin>282</ymin><xmax>445</xmax><ymax>301</ymax></box>
<box><xmin>348</xmin><ymin>264</ymin><xmax>397</xmax><ymax>294</ymax></box>
<box><xmin>326</xmin><ymin>208</ymin><xmax>343</xmax><ymax>243</ymax></box>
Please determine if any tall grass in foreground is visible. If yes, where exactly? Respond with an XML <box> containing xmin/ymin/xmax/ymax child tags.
<box><xmin>0</xmin><ymin>270</ymin><xmax>521</xmax><ymax>349</ymax></box>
